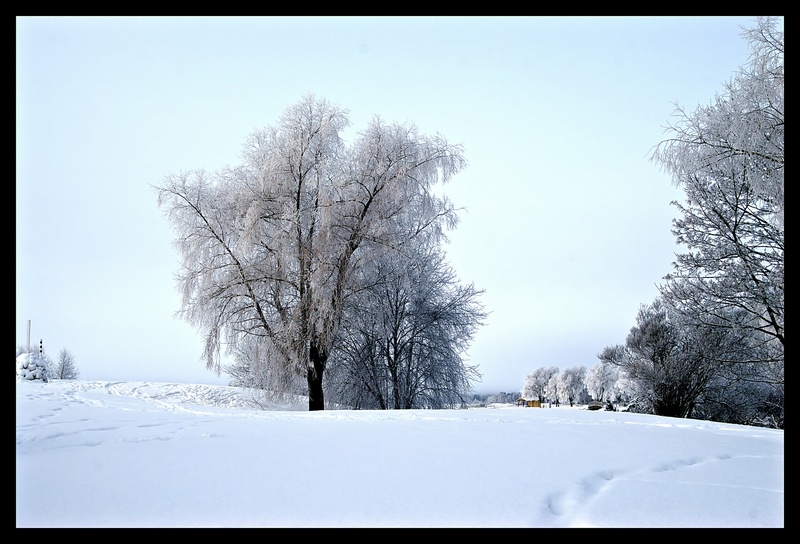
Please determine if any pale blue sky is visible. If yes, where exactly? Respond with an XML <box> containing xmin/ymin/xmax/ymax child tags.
<box><xmin>16</xmin><ymin>16</ymin><xmax>761</xmax><ymax>393</ymax></box>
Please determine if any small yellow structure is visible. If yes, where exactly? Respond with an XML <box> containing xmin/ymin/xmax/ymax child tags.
<box><xmin>516</xmin><ymin>398</ymin><xmax>541</xmax><ymax>408</ymax></box>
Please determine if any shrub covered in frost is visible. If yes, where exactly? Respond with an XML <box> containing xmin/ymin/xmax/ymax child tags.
<box><xmin>16</xmin><ymin>352</ymin><xmax>49</xmax><ymax>382</ymax></box>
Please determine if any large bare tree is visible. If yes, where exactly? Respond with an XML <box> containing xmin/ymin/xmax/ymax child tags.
<box><xmin>327</xmin><ymin>237</ymin><xmax>485</xmax><ymax>409</ymax></box>
<box><xmin>156</xmin><ymin>94</ymin><xmax>466</xmax><ymax>410</ymax></box>
<box><xmin>651</xmin><ymin>17</ymin><xmax>783</xmax><ymax>360</ymax></box>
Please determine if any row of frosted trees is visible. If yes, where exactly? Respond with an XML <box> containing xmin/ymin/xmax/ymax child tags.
<box><xmin>521</xmin><ymin>365</ymin><xmax>617</xmax><ymax>409</ymax></box>
<box><xmin>543</xmin><ymin>18</ymin><xmax>783</xmax><ymax>429</ymax></box>
<box><xmin>523</xmin><ymin>347</ymin><xmax>781</xmax><ymax>428</ymax></box>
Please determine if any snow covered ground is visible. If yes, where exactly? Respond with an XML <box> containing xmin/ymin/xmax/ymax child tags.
<box><xmin>16</xmin><ymin>379</ymin><xmax>784</xmax><ymax>528</ymax></box>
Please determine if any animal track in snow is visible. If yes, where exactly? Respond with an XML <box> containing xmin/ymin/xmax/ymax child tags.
<box><xmin>544</xmin><ymin>454</ymin><xmax>736</xmax><ymax>525</ymax></box>
<box><xmin>651</xmin><ymin>456</ymin><xmax>703</xmax><ymax>472</ymax></box>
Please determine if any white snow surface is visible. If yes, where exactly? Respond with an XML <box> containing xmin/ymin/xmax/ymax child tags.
<box><xmin>16</xmin><ymin>379</ymin><xmax>784</xmax><ymax>528</ymax></box>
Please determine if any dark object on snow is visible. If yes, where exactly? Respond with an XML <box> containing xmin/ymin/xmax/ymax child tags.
<box><xmin>587</xmin><ymin>401</ymin><xmax>604</xmax><ymax>411</ymax></box>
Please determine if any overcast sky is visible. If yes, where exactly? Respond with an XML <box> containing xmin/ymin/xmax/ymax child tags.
<box><xmin>16</xmin><ymin>16</ymin><xmax>763</xmax><ymax>394</ymax></box>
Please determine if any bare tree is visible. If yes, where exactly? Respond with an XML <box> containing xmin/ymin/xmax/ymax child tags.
<box><xmin>692</xmin><ymin>361</ymin><xmax>783</xmax><ymax>428</ymax></box>
<box><xmin>600</xmin><ymin>298</ymin><xmax>733</xmax><ymax>418</ymax></box>
<box><xmin>652</xmin><ymin>17</ymin><xmax>783</xmax><ymax>227</ymax></box>
<box><xmin>52</xmin><ymin>348</ymin><xmax>79</xmax><ymax>380</ymax></box>
<box><xmin>156</xmin><ymin>94</ymin><xmax>466</xmax><ymax>410</ymax></box>
<box><xmin>651</xmin><ymin>17</ymin><xmax>783</xmax><ymax>363</ymax></box>
<box><xmin>638</xmin><ymin>17</ymin><xmax>784</xmax><ymax>427</ymax></box>
<box><xmin>585</xmin><ymin>361</ymin><xmax>618</xmax><ymax>403</ymax></box>
<box><xmin>328</xmin><ymin>239</ymin><xmax>485</xmax><ymax>409</ymax></box>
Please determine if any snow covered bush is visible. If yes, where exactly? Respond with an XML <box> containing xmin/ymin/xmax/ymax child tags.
<box><xmin>16</xmin><ymin>352</ymin><xmax>49</xmax><ymax>382</ymax></box>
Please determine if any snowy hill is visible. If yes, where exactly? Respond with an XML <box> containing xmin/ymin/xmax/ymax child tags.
<box><xmin>16</xmin><ymin>379</ymin><xmax>784</xmax><ymax>528</ymax></box>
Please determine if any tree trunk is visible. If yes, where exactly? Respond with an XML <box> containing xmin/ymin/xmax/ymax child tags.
<box><xmin>308</xmin><ymin>340</ymin><xmax>327</xmax><ymax>411</ymax></box>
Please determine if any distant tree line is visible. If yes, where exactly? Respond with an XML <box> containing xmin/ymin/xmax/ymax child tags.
<box><xmin>521</xmin><ymin>366</ymin><xmax>593</xmax><ymax>408</ymax></box>
<box><xmin>465</xmin><ymin>392</ymin><xmax>521</xmax><ymax>406</ymax></box>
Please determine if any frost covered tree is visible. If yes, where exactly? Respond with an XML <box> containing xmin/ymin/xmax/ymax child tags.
<box><xmin>545</xmin><ymin>373</ymin><xmax>561</xmax><ymax>407</ymax></box>
<box><xmin>522</xmin><ymin>366</ymin><xmax>559</xmax><ymax>405</ymax></box>
<box><xmin>16</xmin><ymin>352</ymin><xmax>50</xmax><ymax>382</ymax></box>
<box><xmin>53</xmin><ymin>348</ymin><xmax>79</xmax><ymax>380</ymax></box>
<box><xmin>600</xmin><ymin>294</ymin><xmax>782</xmax><ymax>426</ymax></box>
<box><xmin>557</xmin><ymin>366</ymin><xmax>587</xmax><ymax>407</ymax></box>
<box><xmin>599</xmin><ymin>298</ymin><xmax>733</xmax><ymax>418</ymax></box>
<box><xmin>585</xmin><ymin>361</ymin><xmax>618</xmax><ymax>403</ymax></box>
<box><xmin>653</xmin><ymin>17</ymin><xmax>783</xmax><ymax>227</ymax></box>
<box><xmin>327</xmin><ymin>237</ymin><xmax>485</xmax><ymax>409</ymax></box>
<box><xmin>692</xmin><ymin>360</ymin><xmax>783</xmax><ymax>428</ymax></box>
<box><xmin>156</xmin><ymin>94</ymin><xmax>466</xmax><ymax>410</ymax></box>
<box><xmin>651</xmin><ymin>16</ymin><xmax>783</xmax><ymax>367</ymax></box>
